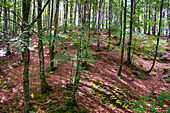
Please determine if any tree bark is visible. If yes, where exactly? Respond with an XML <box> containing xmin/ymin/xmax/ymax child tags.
<box><xmin>13</xmin><ymin>0</ymin><xmax>17</xmax><ymax>34</ymax></box>
<box><xmin>147</xmin><ymin>5</ymin><xmax>151</xmax><ymax>35</ymax></box>
<box><xmin>97</xmin><ymin>0</ymin><xmax>103</xmax><ymax>51</ymax></box>
<box><xmin>166</xmin><ymin>0</ymin><xmax>169</xmax><ymax>42</ymax></box>
<box><xmin>152</xmin><ymin>7</ymin><xmax>157</xmax><ymax>35</ymax></box>
<box><xmin>117</xmin><ymin>0</ymin><xmax>127</xmax><ymax>76</ymax></box>
<box><xmin>127</xmin><ymin>0</ymin><xmax>133</xmax><ymax>65</ymax></box>
<box><xmin>64</xmin><ymin>0</ymin><xmax>68</xmax><ymax>32</ymax></box>
<box><xmin>38</xmin><ymin>0</ymin><xmax>51</xmax><ymax>94</ymax></box>
<box><xmin>4</xmin><ymin>0</ymin><xmax>11</xmax><ymax>56</ymax></box>
<box><xmin>22</xmin><ymin>0</ymin><xmax>31</xmax><ymax>112</ymax></box>
<box><xmin>107</xmin><ymin>0</ymin><xmax>112</xmax><ymax>49</ymax></box>
<box><xmin>73</xmin><ymin>0</ymin><xmax>87</xmax><ymax>106</ymax></box>
<box><xmin>146</xmin><ymin>0</ymin><xmax>164</xmax><ymax>73</ymax></box>
<box><xmin>74</xmin><ymin>0</ymin><xmax>78</xmax><ymax>24</ymax></box>
<box><xmin>70</xmin><ymin>0</ymin><xmax>73</xmax><ymax>24</ymax></box>
<box><xmin>118</xmin><ymin>0</ymin><xmax>123</xmax><ymax>45</ymax></box>
<box><xmin>50</xmin><ymin>0</ymin><xmax>55</xmax><ymax>70</ymax></box>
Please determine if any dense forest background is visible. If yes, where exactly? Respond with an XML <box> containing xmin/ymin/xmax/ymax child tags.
<box><xmin>0</xmin><ymin>0</ymin><xmax>170</xmax><ymax>112</ymax></box>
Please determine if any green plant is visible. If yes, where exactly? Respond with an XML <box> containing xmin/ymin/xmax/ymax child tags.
<box><xmin>127</xmin><ymin>90</ymin><xmax>170</xmax><ymax>113</ymax></box>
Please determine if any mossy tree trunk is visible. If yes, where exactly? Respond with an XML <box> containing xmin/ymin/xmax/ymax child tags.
<box><xmin>117</xmin><ymin>0</ymin><xmax>127</xmax><ymax>76</ymax></box>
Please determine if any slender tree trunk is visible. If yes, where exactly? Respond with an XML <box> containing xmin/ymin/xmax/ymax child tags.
<box><xmin>144</xmin><ymin>6</ymin><xmax>147</xmax><ymax>34</ymax></box>
<box><xmin>107</xmin><ymin>0</ymin><xmax>112</xmax><ymax>49</ymax></box>
<box><xmin>22</xmin><ymin>0</ymin><xmax>31</xmax><ymax>112</ymax></box>
<box><xmin>70</xmin><ymin>0</ymin><xmax>73</xmax><ymax>24</ymax></box>
<box><xmin>166</xmin><ymin>0</ymin><xmax>169</xmax><ymax>42</ymax></box>
<box><xmin>146</xmin><ymin>0</ymin><xmax>164</xmax><ymax>73</ymax></box>
<box><xmin>78</xmin><ymin>0</ymin><xmax>82</xmax><ymax>26</ymax></box>
<box><xmin>73</xmin><ymin>0</ymin><xmax>87</xmax><ymax>106</ymax></box>
<box><xmin>102</xmin><ymin>1</ymin><xmax>105</xmax><ymax>29</ymax></box>
<box><xmin>13</xmin><ymin>0</ymin><xmax>16</xmax><ymax>34</ymax></box>
<box><xmin>50</xmin><ymin>0</ymin><xmax>55</xmax><ymax>70</ymax></box>
<box><xmin>127</xmin><ymin>0</ymin><xmax>133</xmax><ymax>65</ymax></box>
<box><xmin>118</xmin><ymin>0</ymin><xmax>123</xmax><ymax>45</ymax></box>
<box><xmin>106</xmin><ymin>6</ymin><xmax>107</xmax><ymax>29</ymax></box>
<box><xmin>94</xmin><ymin>0</ymin><xmax>98</xmax><ymax>33</ymax></box>
<box><xmin>138</xmin><ymin>16</ymin><xmax>140</xmax><ymax>33</ymax></box>
<box><xmin>32</xmin><ymin>0</ymin><xmax>35</xmax><ymax>29</ymax></box>
<box><xmin>0</xmin><ymin>6</ymin><xmax>2</xmax><ymax>25</ymax></box>
<box><xmin>88</xmin><ymin>0</ymin><xmax>91</xmax><ymax>40</ymax></box>
<box><xmin>117</xmin><ymin>0</ymin><xmax>127</xmax><ymax>76</ymax></box>
<box><xmin>148</xmin><ymin>5</ymin><xmax>151</xmax><ymax>35</ymax></box>
<box><xmin>74</xmin><ymin>0</ymin><xmax>78</xmax><ymax>24</ymax></box>
<box><xmin>47</xmin><ymin>0</ymin><xmax>50</xmax><ymax>36</ymax></box>
<box><xmin>4</xmin><ymin>0</ymin><xmax>11</xmax><ymax>56</ymax></box>
<box><xmin>64</xmin><ymin>0</ymin><xmax>68</xmax><ymax>32</ymax></box>
<box><xmin>97</xmin><ymin>0</ymin><xmax>103</xmax><ymax>51</ymax></box>
<box><xmin>38</xmin><ymin>0</ymin><xmax>50</xmax><ymax>94</ymax></box>
<box><xmin>153</xmin><ymin>7</ymin><xmax>157</xmax><ymax>35</ymax></box>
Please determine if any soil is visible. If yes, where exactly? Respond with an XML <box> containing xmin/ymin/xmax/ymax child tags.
<box><xmin>0</xmin><ymin>31</ymin><xmax>169</xmax><ymax>112</ymax></box>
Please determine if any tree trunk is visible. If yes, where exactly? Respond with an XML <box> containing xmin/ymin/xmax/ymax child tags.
<box><xmin>74</xmin><ymin>0</ymin><xmax>78</xmax><ymax>24</ymax></box>
<box><xmin>152</xmin><ymin>7</ymin><xmax>157</xmax><ymax>35</ymax></box>
<box><xmin>4</xmin><ymin>0</ymin><xmax>11</xmax><ymax>56</ymax></box>
<box><xmin>106</xmin><ymin>6</ymin><xmax>107</xmax><ymax>29</ymax></box>
<box><xmin>13</xmin><ymin>0</ymin><xmax>17</xmax><ymax>34</ymax></box>
<box><xmin>50</xmin><ymin>0</ymin><xmax>55</xmax><ymax>70</ymax></box>
<box><xmin>97</xmin><ymin>0</ymin><xmax>103</xmax><ymax>51</ymax></box>
<box><xmin>166</xmin><ymin>0</ymin><xmax>169</xmax><ymax>42</ymax></box>
<box><xmin>148</xmin><ymin>5</ymin><xmax>151</xmax><ymax>35</ymax></box>
<box><xmin>88</xmin><ymin>0</ymin><xmax>91</xmax><ymax>40</ymax></box>
<box><xmin>38</xmin><ymin>0</ymin><xmax>51</xmax><ymax>94</ymax></box>
<box><xmin>22</xmin><ymin>0</ymin><xmax>31</xmax><ymax>112</ymax></box>
<box><xmin>144</xmin><ymin>6</ymin><xmax>147</xmax><ymax>34</ymax></box>
<box><xmin>70</xmin><ymin>0</ymin><xmax>73</xmax><ymax>24</ymax></box>
<box><xmin>94</xmin><ymin>0</ymin><xmax>98</xmax><ymax>33</ymax></box>
<box><xmin>64</xmin><ymin>0</ymin><xmax>68</xmax><ymax>32</ymax></box>
<box><xmin>72</xmin><ymin>0</ymin><xmax>87</xmax><ymax>106</ymax></box>
<box><xmin>117</xmin><ymin>0</ymin><xmax>127</xmax><ymax>76</ymax></box>
<box><xmin>47</xmin><ymin>0</ymin><xmax>50</xmax><ymax>36</ymax></box>
<box><xmin>107</xmin><ymin>0</ymin><xmax>112</xmax><ymax>49</ymax></box>
<box><xmin>146</xmin><ymin>0</ymin><xmax>164</xmax><ymax>73</ymax></box>
<box><xmin>127</xmin><ymin>0</ymin><xmax>133</xmax><ymax>65</ymax></box>
<box><xmin>78</xmin><ymin>0</ymin><xmax>82</xmax><ymax>26</ymax></box>
<box><xmin>102</xmin><ymin>1</ymin><xmax>105</xmax><ymax>29</ymax></box>
<box><xmin>0</xmin><ymin>6</ymin><xmax>2</xmax><ymax>26</ymax></box>
<box><xmin>118</xmin><ymin>0</ymin><xmax>123</xmax><ymax>45</ymax></box>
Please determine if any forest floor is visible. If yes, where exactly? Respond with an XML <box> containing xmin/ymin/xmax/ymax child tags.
<box><xmin>0</xmin><ymin>30</ymin><xmax>170</xmax><ymax>112</ymax></box>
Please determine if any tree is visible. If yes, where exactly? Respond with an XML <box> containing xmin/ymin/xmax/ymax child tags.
<box><xmin>64</xmin><ymin>0</ymin><xmax>68</xmax><ymax>32</ymax></box>
<box><xmin>4</xmin><ymin>0</ymin><xmax>11</xmax><ymax>56</ymax></box>
<box><xmin>166</xmin><ymin>0</ymin><xmax>169</xmax><ymax>42</ymax></box>
<box><xmin>146</xmin><ymin>0</ymin><xmax>164</xmax><ymax>73</ymax></box>
<box><xmin>22</xmin><ymin>0</ymin><xmax>31</xmax><ymax>112</ymax></box>
<box><xmin>37</xmin><ymin>0</ymin><xmax>52</xmax><ymax>94</ymax></box>
<box><xmin>118</xmin><ymin>0</ymin><xmax>123</xmax><ymax>45</ymax></box>
<box><xmin>126</xmin><ymin>0</ymin><xmax>134</xmax><ymax>65</ymax></box>
<box><xmin>117</xmin><ymin>0</ymin><xmax>127</xmax><ymax>76</ymax></box>
<box><xmin>97</xmin><ymin>0</ymin><xmax>103</xmax><ymax>51</ymax></box>
<box><xmin>72</xmin><ymin>0</ymin><xmax>87</xmax><ymax>106</ymax></box>
<box><xmin>107</xmin><ymin>0</ymin><xmax>112</xmax><ymax>50</ymax></box>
